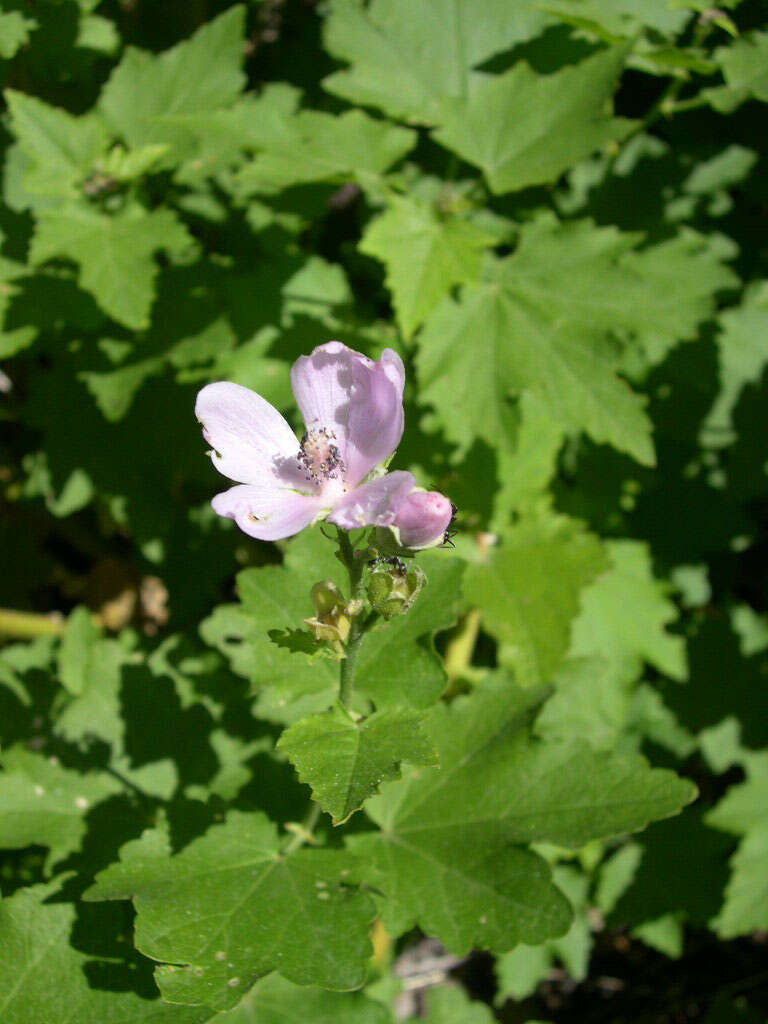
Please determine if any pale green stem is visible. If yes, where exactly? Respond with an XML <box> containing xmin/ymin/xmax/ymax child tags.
<box><xmin>0</xmin><ymin>609</ymin><xmax>64</xmax><ymax>639</ymax></box>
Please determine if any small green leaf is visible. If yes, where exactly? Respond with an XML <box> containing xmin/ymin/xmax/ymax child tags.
<box><xmin>86</xmin><ymin>811</ymin><xmax>376</xmax><ymax>1010</ymax></box>
<box><xmin>432</xmin><ymin>46</ymin><xmax>633</xmax><ymax>194</ymax></box>
<box><xmin>278</xmin><ymin>703</ymin><xmax>437</xmax><ymax>823</ymax></box>
<box><xmin>57</xmin><ymin>605</ymin><xmax>100</xmax><ymax>696</ymax></box>
<box><xmin>705</xmin><ymin>32</ymin><xmax>768</xmax><ymax>113</ymax></box>
<box><xmin>5</xmin><ymin>89</ymin><xmax>107</xmax><ymax>202</ymax></box>
<box><xmin>237</xmin><ymin>108</ymin><xmax>415</xmax><ymax>194</ymax></box>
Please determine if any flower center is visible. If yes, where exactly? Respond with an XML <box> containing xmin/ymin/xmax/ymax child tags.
<box><xmin>297</xmin><ymin>428</ymin><xmax>346</xmax><ymax>492</ymax></box>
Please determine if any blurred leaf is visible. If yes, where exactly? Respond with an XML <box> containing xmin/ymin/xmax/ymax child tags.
<box><xmin>706</xmin><ymin>32</ymin><xmax>768</xmax><ymax>113</ymax></box>
<box><xmin>465</xmin><ymin>514</ymin><xmax>608</xmax><ymax>686</ymax></box>
<box><xmin>569</xmin><ymin>540</ymin><xmax>688</xmax><ymax>680</ymax></box>
<box><xmin>216</xmin><ymin>974</ymin><xmax>392</xmax><ymax>1023</ymax></box>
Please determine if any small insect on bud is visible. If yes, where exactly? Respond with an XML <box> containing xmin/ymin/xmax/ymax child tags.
<box><xmin>366</xmin><ymin>558</ymin><xmax>426</xmax><ymax>619</ymax></box>
<box><xmin>304</xmin><ymin>580</ymin><xmax>351</xmax><ymax>653</ymax></box>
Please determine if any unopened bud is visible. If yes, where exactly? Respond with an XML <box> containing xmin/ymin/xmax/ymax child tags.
<box><xmin>305</xmin><ymin>580</ymin><xmax>350</xmax><ymax>651</ymax></box>
<box><xmin>367</xmin><ymin>559</ymin><xmax>425</xmax><ymax>619</ymax></box>
<box><xmin>391</xmin><ymin>491</ymin><xmax>455</xmax><ymax>550</ymax></box>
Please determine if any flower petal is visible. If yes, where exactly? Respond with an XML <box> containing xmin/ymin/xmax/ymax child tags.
<box><xmin>290</xmin><ymin>343</ymin><xmax>405</xmax><ymax>486</ymax></box>
<box><xmin>392</xmin><ymin>490</ymin><xmax>454</xmax><ymax>550</ymax></box>
<box><xmin>327</xmin><ymin>471</ymin><xmax>415</xmax><ymax>531</ymax></box>
<box><xmin>346</xmin><ymin>347</ymin><xmax>405</xmax><ymax>485</ymax></box>
<box><xmin>196</xmin><ymin>381</ymin><xmax>299</xmax><ymax>486</ymax></box>
<box><xmin>211</xmin><ymin>484</ymin><xmax>323</xmax><ymax>541</ymax></box>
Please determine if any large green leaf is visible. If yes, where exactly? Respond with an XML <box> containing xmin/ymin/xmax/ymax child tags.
<box><xmin>29</xmin><ymin>204</ymin><xmax>194</xmax><ymax>329</ymax></box>
<box><xmin>99</xmin><ymin>7</ymin><xmax>246</xmax><ymax>163</ymax></box>
<box><xmin>465</xmin><ymin>514</ymin><xmax>608</xmax><ymax>687</ymax></box>
<box><xmin>417</xmin><ymin>217</ymin><xmax>733</xmax><ymax>462</ymax></box>
<box><xmin>432</xmin><ymin>46</ymin><xmax>633</xmax><ymax>194</ymax></box>
<box><xmin>322</xmin><ymin>0</ymin><xmax>548</xmax><ymax>123</ymax></box>
<box><xmin>351</xmin><ymin>677</ymin><xmax>694</xmax><ymax>952</ymax></box>
<box><xmin>359</xmin><ymin>197</ymin><xmax>493</xmax><ymax>339</ymax></box>
<box><xmin>86</xmin><ymin>812</ymin><xmax>376</xmax><ymax>1010</ymax></box>
<box><xmin>278</xmin><ymin>703</ymin><xmax>437</xmax><ymax>824</ymax></box>
<box><xmin>0</xmin><ymin>882</ymin><xmax>213</xmax><ymax>1024</ymax></box>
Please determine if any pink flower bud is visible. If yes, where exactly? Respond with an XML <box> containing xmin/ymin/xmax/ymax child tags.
<box><xmin>393</xmin><ymin>491</ymin><xmax>455</xmax><ymax>550</ymax></box>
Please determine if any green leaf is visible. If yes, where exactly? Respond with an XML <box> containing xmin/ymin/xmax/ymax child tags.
<box><xmin>322</xmin><ymin>0</ymin><xmax>548</xmax><ymax>123</ymax></box>
<box><xmin>200</xmin><ymin>531</ymin><xmax>343</xmax><ymax>721</ymax></box>
<box><xmin>465</xmin><ymin>514</ymin><xmax>608</xmax><ymax>686</ymax></box>
<box><xmin>349</xmin><ymin>679</ymin><xmax>572</xmax><ymax>951</ymax></box>
<box><xmin>278</xmin><ymin>703</ymin><xmax>438</xmax><ymax>824</ymax></box>
<box><xmin>351</xmin><ymin>676</ymin><xmax>694</xmax><ymax>953</ymax></box>
<box><xmin>432</xmin><ymin>46</ymin><xmax>633</xmax><ymax>194</ymax></box>
<box><xmin>354</xmin><ymin>550</ymin><xmax>465</xmax><ymax>708</ymax></box>
<box><xmin>569</xmin><ymin>540</ymin><xmax>688</xmax><ymax>680</ymax></box>
<box><xmin>56</xmin><ymin>605</ymin><xmax>100</xmax><ymax>696</ymax></box>
<box><xmin>237</xmin><ymin>108</ymin><xmax>416</xmax><ymax>194</ymax></box>
<box><xmin>99</xmin><ymin>7</ymin><xmax>246</xmax><ymax>164</ymax></box>
<box><xmin>703</xmin><ymin>282</ymin><xmax>768</xmax><ymax>447</ymax></box>
<box><xmin>423</xmin><ymin>986</ymin><xmax>496</xmax><ymax>1023</ymax></box>
<box><xmin>0</xmin><ymin>747</ymin><xmax>120</xmax><ymax>866</ymax></box>
<box><xmin>30</xmin><ymin>204</ymin><xmax>194</xmax><ymax>329</ymax></box>
<box><xmin>5</xmin><ymin>89</ymin><xmax>107</xmax><ymax>202</ymax></box>
<box><xmin>0</xmin><ymin>12</ymin><xmax>36</xmax><ymax>60</ymax></box>
<box><xmin>541</xmin><ymin>0</ymin><xmax>690</xmax><ymax>38</ymax></box>
<box><xmin>496</xmin><ymin>865</ymin><xmax>592</xmax><ymax>1001</ymax></box>
<box><xmin>707</xmin><ymin>751</ymin><xmax>768</xmax><ymax>937</ymax></box>
<box><xmin>218</xmin><ymin>973</ymin><xmax>392</xmax><ymax>1023</ymax></box>
<box><xmin>706</xmin><ymin>32</ymin><xmax>768</xmax><ymax>113</ymax></box>
<box><xmin>86</xmin><ymin>811</ymin><xmax>376</xmax><ymax>1010</ymax></box>
<box><xmin>417</xmin><ymin>219</ymin><xmax>656</xmax><ymax>464</ymax></box>
<box><xmin>359</xmin><ymin>197</ymin><xmax>493</xmax><ymax>339</ymax></box>
<box><xmin>0</xmin><ymin>881</ymin><xmax>214</xmax><ymax>1024</ymax></box>
<box><xmin>535</xmin><ymin>655</ymin><xmax>637</xmax><ymax>750</ymax></box>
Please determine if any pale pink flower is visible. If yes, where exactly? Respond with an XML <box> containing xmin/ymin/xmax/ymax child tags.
<box><xmin>196</xmin><ymin>341</ymin><xmax>418</xmax><ymax>541</ymax></box>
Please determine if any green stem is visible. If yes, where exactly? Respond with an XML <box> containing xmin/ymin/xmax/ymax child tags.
<box><xmin>0</xmin><ymin>608</ymin><xmax>64</xmax><ymax>639</ymax></box>
<box><xmin>336</xmin><ymin>529</ymin><xmax>367</xmax><ymax>709</ymax></box>
<box><xmin>284</xmin><ymin>800</ymin><xmax>322</xmax><ymax>854</ymax></box>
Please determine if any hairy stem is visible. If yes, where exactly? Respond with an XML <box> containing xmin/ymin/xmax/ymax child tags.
<box><xmin>336</xmin><ymin>528</ymin><xmax>367</xmax><ymax>709</ymax></box>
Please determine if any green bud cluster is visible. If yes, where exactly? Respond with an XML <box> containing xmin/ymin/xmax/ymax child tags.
<box><xmin>366</xmin><ymin>559</ymin><xmax>425</xmax><ymax>619</ymax></box>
